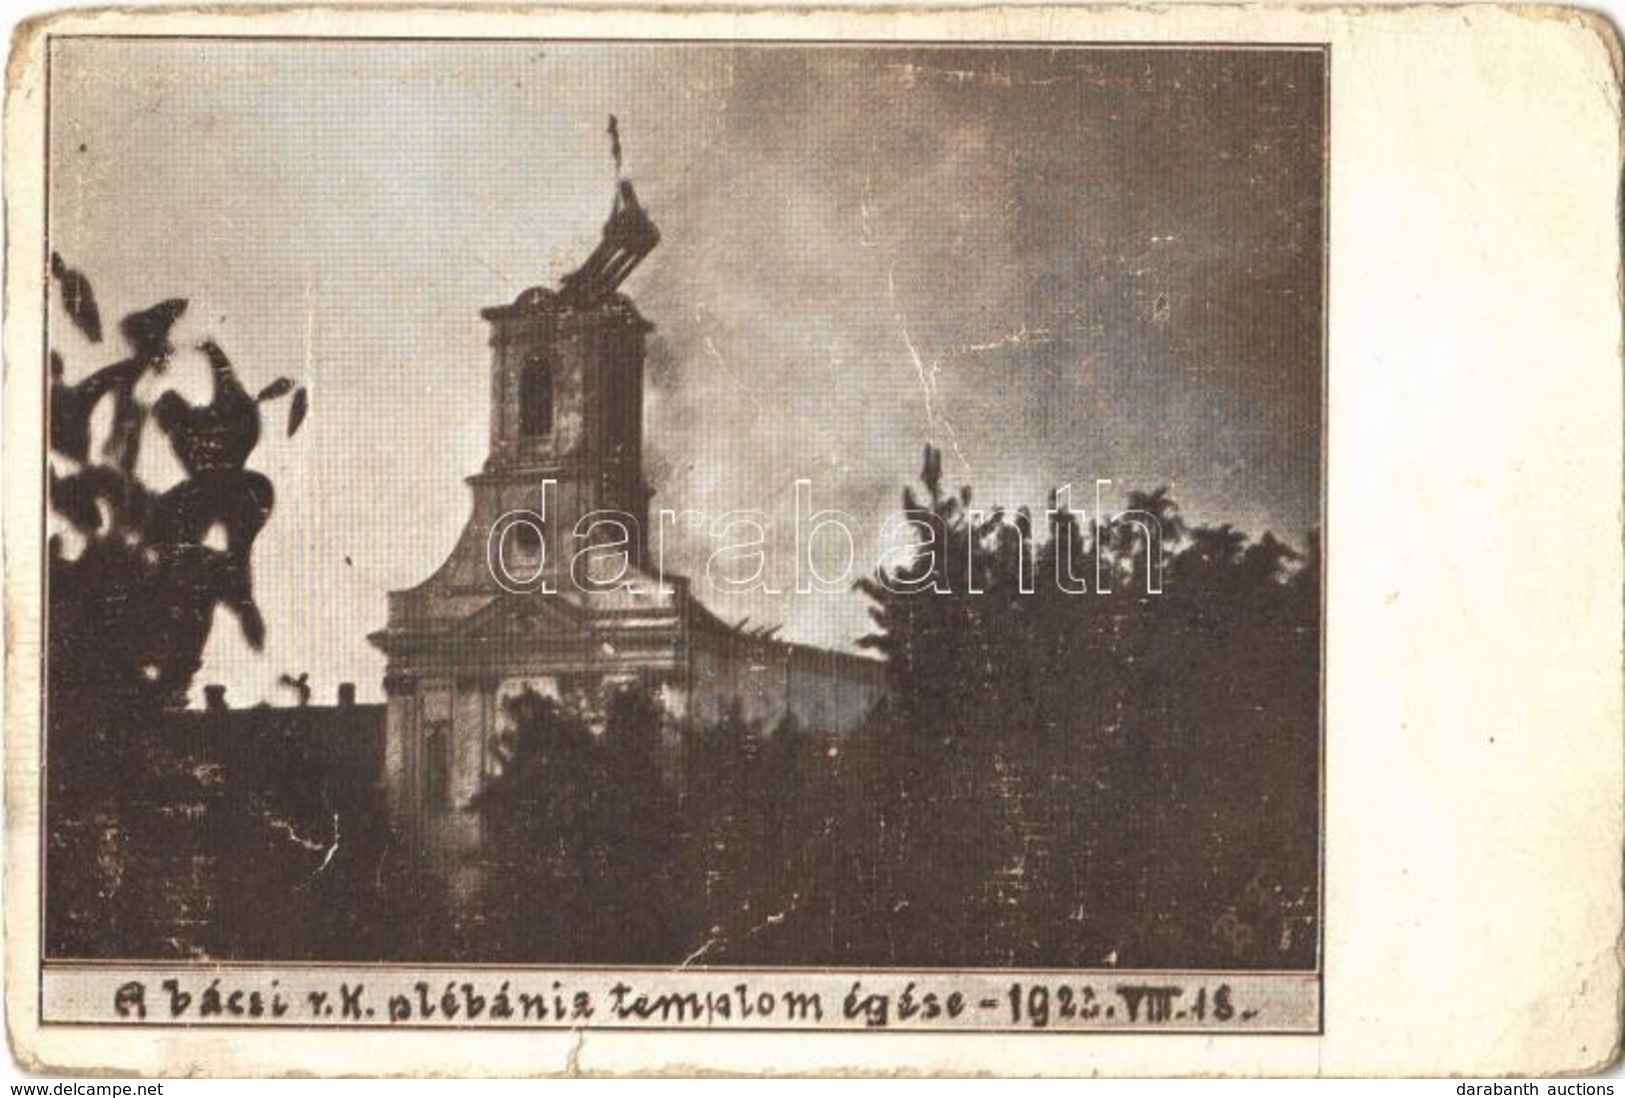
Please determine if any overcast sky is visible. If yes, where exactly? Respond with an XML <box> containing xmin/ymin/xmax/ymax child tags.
<box><xmin>47</xmin><ymin>41</ymin><xmax>1324</xmax><ymax>707</ymax></box>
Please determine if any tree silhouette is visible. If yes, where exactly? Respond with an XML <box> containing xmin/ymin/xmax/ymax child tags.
<box><xmin>470</xmin><ymin>681</ymin><xmax>685</xmax><ymax>962</ymax></box>
<box><xmin>847</xmin><ymin>445</ymin><xmax>1320</xmax><ymax>967</ymax></box>
<box><xmin>46</xmin><ymin>258</ymin><xmax>307</xmax><ymax>957</ymax></box>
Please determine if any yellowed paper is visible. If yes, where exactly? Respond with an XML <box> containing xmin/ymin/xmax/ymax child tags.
<box><xmin>4</xmin><ymin>3</ymin><xmax>1620</xmax><ymax>1077</ymax></box>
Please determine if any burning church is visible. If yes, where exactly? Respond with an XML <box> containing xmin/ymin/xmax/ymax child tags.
<box><xmin>368</xmin><ymin>140</ymin><xmax>884</xmax><ymax>832</ymax></box>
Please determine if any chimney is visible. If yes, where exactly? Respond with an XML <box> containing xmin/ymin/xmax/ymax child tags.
<box><xmin>338</xmin><ymin>682</ymin><xmax>356</xmax><ymax>708</ymax></box>
<box><xmin>203</xmin><ymin>685</ymin><xmax>228</xmax><ymax>713</ymax></box>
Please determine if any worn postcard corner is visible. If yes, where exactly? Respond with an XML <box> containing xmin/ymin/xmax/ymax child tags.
<box><xmin>2</xmin><ymin>0</ymin><xmax>1621</xmax><ymax>1078</ymax></box>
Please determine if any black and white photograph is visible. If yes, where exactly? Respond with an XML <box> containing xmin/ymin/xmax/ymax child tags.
<box><xmin>8</xmin><ymin>0</ymin><xmax>1625</xmax><ymax>1081</ymax></box>
<box><xmin>34</xmin><ymin>37</ymin><xmax>1328</xmax><ymax>1022</ymax></box>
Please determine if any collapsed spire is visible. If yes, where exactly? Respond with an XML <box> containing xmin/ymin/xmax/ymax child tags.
<box><xmin>558</xmin><ymin>115</ymin><xmax>658</xmax><ymax>307</ymax></box>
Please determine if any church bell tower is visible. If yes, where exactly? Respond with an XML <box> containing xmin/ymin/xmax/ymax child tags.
<box><xmin>371</xmin><ymin>126</ymin><xmax>681</xmax><ymax>833</ymax></box>
<box><xmin>371</xmin><ymin>119</ymin><xmax>884</xmax><ymax>841</ymax></box>
<box><xmin>471</xmin><ymin>177</ymin><xmax>661</xmax><ymax>572</ymax></box>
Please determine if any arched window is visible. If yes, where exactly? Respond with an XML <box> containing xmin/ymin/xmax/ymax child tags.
<box><xmin>519</xmin><ymin>354</ymin><xmax>554</xmax><ymax>437</ymax></box>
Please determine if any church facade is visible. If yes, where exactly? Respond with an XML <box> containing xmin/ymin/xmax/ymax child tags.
<box><xmin>368</xmin><ymin>180</ymin><xmax>884</xmax><ymax>833</ymax></box>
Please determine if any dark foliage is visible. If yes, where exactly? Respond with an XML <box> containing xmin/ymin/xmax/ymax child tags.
<box><xmin>45</xmin><ymin>260</ymin><xmax>312</xmax><ymax>958</ymax></box>
<box><xmin>838</xmin><ymin>446</ymin><xmax>1319</xmax><ymax>967</ymax></box>
<box><xmin>468</xmin><ymin>682</ymin><xmax>685</xmax><ymax>962</ymax></box>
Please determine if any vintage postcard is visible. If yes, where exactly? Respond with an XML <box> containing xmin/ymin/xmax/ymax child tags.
<box><xmin>3</xmin><ymin>3</ymin><xmax>1620</xmax><ymax>1078</ymax></box>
